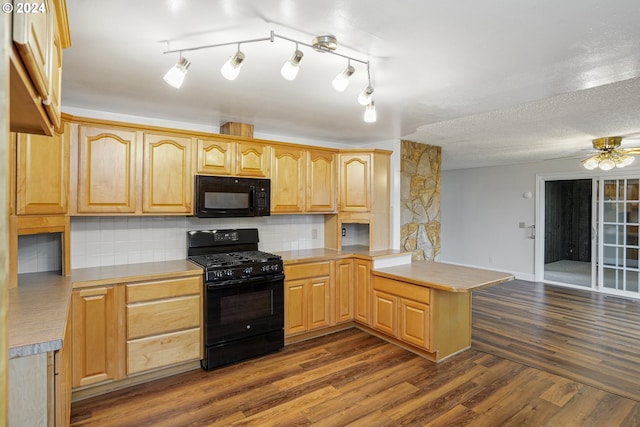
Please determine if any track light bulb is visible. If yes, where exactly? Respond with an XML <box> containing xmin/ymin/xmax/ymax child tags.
<box><xmin>163</xmin><ymin>57</ymin><xmax>191</xmax><ymax>88</ymax></box>
<box><xmin>281</xmin><ymin>49</ymin><xmax>304</xmax><ymax>81</ymax></box>
<box><xmin>364</xmin><ymin>101</ymin><xmax>377</xmax><ymax>123</ymax></box>
<box><xmin>332</xmin><ymin>64</ymin><xmax>355</xmax><ymax>92</ymax></box>
<box><xmin>221</xmin><ymin>50</ymin><xmax>245</xmax><ymax>80</ymax></box>
<box><xmin>358</xmin><ymin>86</ymin><xmax>374</xmax><ymax>106</ymax></box>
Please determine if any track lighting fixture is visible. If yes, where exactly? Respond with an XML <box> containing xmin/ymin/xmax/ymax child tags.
<box><xmin>163</xmin><ymin>56</ymin><xmax>191</xmax><ymax>88</ymax></box>
<box><xmin>281</xmin><ymin>47</ymin><xmax>304</xmax><ymax>81</ymax></box>
<box><xmin>332</xmin><ymin>62</ymin><xmax>355</xmax><ymax>92</ymax></box>
<box><xmin>364</xmin><ymin>101</ymin><xmax>377</xmax><ymax>123</ymax></box>
<box><xmin>163</xmin><ymin>30</ymin><xmax>377</xmax><ymax>122</ymax></box>
<box><xmin>221</xmin><ymin>48</ymin><xmax>245</xmax><ymax>80</ymax></box>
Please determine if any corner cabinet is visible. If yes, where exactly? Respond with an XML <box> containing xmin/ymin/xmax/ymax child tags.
<box><xmin>15</xmin><ymin>129</ymin><xmax>69</xmax><ymax>215</ymax></box>
<box><xmin>142</xmin><ymin>133</ymin><xmax>193</xmax><ymax>214</ymax></box>
<box><xmin>10</xmin><ymin>0</ymin><xmax>71</xmax><ymax>135</ymax></box>
<box><xmin>333</xmin><ymin>259</ymin><xmax>354</xmax><ymax>324</ymax></box>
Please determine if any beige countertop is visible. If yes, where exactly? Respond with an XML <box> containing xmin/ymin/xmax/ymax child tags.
<box><xmin>10</xmin><ymin>260</ymin><xmax>204</xmax><ymax>359</ymax></box>
<box><xmin>276</xmin><ymin>245</ymin><xmax>410</xmax><ymax>264</ymax></box>
<box><xmin>373</xmin><ymin>261</ymin><xmax>514</xmax><ymax>292</ymax></box>
<box><xmin>9</xmin><ymin>272</ymin><xmax>72</xmax><ymax>359</ymax></box>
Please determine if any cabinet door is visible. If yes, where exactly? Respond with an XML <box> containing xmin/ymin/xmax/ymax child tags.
<box><xmin>142</xmin><ymin>133</ymin><xmax>193</xmax><ymax>214</ymax></box>
<box><xmin>15</xmin><ymin>131</ymin><xmax>68</xmax><ymax>214</ymax></box>
<box><xmin>309</xmin><ymin>276</ymin><xmax>331</xmax><ymax>330</ymax></box>
<box><xmin>307</xmin><ymin>150</ymin><xmax>336</xmax><ymax>212</ymax></box>
<box><xmin>43</xmin><ymin>12</ymin><xmax>62</xmax><ymax>129</ymax></box>
<box><xmin>196</xmin><ymin>138</ymin><xmax>235</xmax><ymax>175</ymax></box>
<box><xmin>271</xmin><ymin>147</ymin><xmax>305</xmax><ymax>213</ymax></box>
<box><xmin>373</xmin><ymin>291</ymin><xmax>396</xmax><ymax>336</ymax></box>
<box><xmin>77</xmin><ymin>126</ymin><xmax>138</xmax><ymax>213</ymax></box>
<box><xmin>334</xmin><ymin>259</ymin><xmax>354</xmax><ymax>324</ymax></box>
<box><xmin>71</xmin><ymin>286</ymin><xmax>123</xmax><ymax>388</ymax></box>
<box><xmin>339</xmin><ymin>154</ymin><xmax>371</xmax><ymax>212</ymax></box>
<box><xmin>12</xmin><ymin>0</ymin><xmax>53</xmax><ymax>100</ymax></box>
<box><xmin>399</xmin><ymin>298</ymin><xmax>430</xmax><ymax>349</ymax></box>
<box><xmin>284</xmin><ymin>279</ymin><xmax>308</xmax><ymax>336</ymax></box>
<box><xmin>236</xmin><ymin>141</ymin><xmax>270</xmax><ymax>177</ymax></box>
<box><xmin>354</xmin><ymin>259</ymin><xmax>371</xmax><ymax>325</ymax></box>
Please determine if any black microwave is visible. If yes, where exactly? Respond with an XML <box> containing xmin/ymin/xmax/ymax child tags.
<box><xmin>195</xmin><ymin>175</ymin><xmax>271</xmax><ymax>218</ymax></box>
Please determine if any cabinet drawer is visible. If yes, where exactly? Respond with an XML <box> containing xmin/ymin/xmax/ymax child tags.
<box><xmin>126</xmin><ymin>276</ymin><xmax>201</xmax><ymax>303</ymax></box>
<box><xmin>284</xmin><ymin>261</ymin><xmax>331</xmax><ymax>280</ymax></box>
<box><xmin>127</xmin><ymin>328</ymin><xmax>201</xmax><ymax>375</ymax></box>
<box><xmin>373</xmin><ymin>276</ymin><xmax>430</xmax><ymax>304</ymax></box>
<box><xmin>127</xmin><ymin>295</ymin><xmax>200</xmax><ymax>339</ymax></box>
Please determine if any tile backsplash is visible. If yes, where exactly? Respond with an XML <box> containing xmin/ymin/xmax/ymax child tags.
<box><xmin>17</xmin><ymin>215</ymin><xmax>326</xmax><ymax>273</ymax></box>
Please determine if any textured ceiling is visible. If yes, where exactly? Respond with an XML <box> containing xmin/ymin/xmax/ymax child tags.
<box><xmin>62</xmin><ymin>0</ymin><xmax>640</xmax><ymax>170</ymax></box>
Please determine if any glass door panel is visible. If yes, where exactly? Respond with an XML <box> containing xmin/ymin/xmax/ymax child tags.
<box><xmin>598</xmin><ymin>178</ymin><xmax>640</xmax><ymax>297</ymax></box>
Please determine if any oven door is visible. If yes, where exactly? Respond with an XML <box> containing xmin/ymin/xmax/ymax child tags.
<box><xmin>204</xmin><ymin>274</ymin><xmax>284</xmax><ymax>345</ymax></box>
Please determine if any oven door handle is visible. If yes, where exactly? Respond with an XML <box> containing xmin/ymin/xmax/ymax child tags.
<box><xmin>206</xmin><ymin>273</ymin><xmax>285</xmax><ymax>288</ymax></box>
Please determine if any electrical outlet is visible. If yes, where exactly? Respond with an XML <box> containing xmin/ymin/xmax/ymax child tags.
<box><xmin>342</xmin><ymin>227</ymin><xmax>346</xmax><ymax>237</ymax></box>
<box><xmin>519</xmin><ymin>222</ymin><xmax>526</xmax><ymax>228</ymax></box>
<box><xmin>311</xmin><ymin>229</ymin><xmax>318</xmax><ymax>239</ymax></box>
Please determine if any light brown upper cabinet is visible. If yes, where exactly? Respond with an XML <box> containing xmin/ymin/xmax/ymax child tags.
<box><xmin>10</xmin><ymin>0</ymin><xmax>71</xmax><ymax>135</ymax></box>
<box><xmin>271</xmin><ymin>147</ymin><xmax>305</xmax><ymax>213</ymax></box>
<box><xmin>271</xmin><ymin>147</ymin><xmax>337</xmax><ymax>214</ymax></box>
<box><xmin>196</xmin><ymin>138</ymin><xmax>236</xmax><ymax>175</ymax></box>
<box><xmin>307</xmin><ymin>149</ymin><xmax>337</xmax><ymax>213</ymax></box>
<box><xmin>15</xmin><ymin>129</ymin><xmax>69</xmax><ymax>215</ymax></box>
<box><xmin>339</xmin><ymin>153</ymin><xmax>371</xmax><ymax>212</ymax></box>
<box><xmin>76</xmin><ymin>125</ymin><xmax>138</xmax><ymax>214</ymax></box>
<box><xmin>44</xmin><ymin>16</ymin><xmax>63</xmax><ymax>129</ymax></box>
<box><xmin>142</xmin><ymin>133</ymin><xmax>193</xmax><ymax>214</ymax></box>
<box><xmin>12</xmin><ymin>0</ymin><xmax>53</xmax><ymax>102</ymax></box>
<box><xmin>236</xmin><ymin>141</ymin><xmax>270</xmax><ymax>177</ymax></box>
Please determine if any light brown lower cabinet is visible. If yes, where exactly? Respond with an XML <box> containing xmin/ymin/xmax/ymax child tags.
<box><xmin>284</xmin><ymin>261</ymin><xmax>331</xmax><ymax>336</ymax></box>
<box><xmin>71</xmin><ymin>285</ymin><xmax>124</xmax><ymax>388</ymax></box>
<box><xmin>372</xmin><ymin>276</ymin><xmax>432</xmax><ymax>351</ymax></box>
<box><xmin>71</xmin><ymin>275</ymin><xmax>203</xmax><ymax>391</ymax></box>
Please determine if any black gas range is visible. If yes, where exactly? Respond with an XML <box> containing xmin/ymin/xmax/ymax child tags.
<box><xmin>187</xmin><ymin>229</ymin><xmax>284</xmax><ymax>370</ymax></box>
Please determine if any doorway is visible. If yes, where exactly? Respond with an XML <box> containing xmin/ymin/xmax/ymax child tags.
<box><xmin>543</xmin><ymin>179</ymin><xmax>593</xmax><ymax>287</ymax></box>
<box><xmin>537</xmin><ymin>173</ymin><xmax>640</xmax><ymax>299</ymax></box>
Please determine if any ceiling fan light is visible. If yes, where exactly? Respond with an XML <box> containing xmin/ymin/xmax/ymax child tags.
<box><xmin>280</xmin><ymin>49</ymin><xmax>304</xmax><ymax>81</ymax></box>
<box><xmin>599</xmin><ymin>158</ymin><xmax>616</xmax><ymax>171</ymax></box>
<box><xmin>617</xmin><ymin>155</ymin><xmax>635</xmax><ymax>168</ymax></box>
<box><xmin>358</xmin><ymin>86</ymin><xmax>374</xmax><ymax>106</ymax></box>
<box><xmin>582</xmin><ymin>156</ymin><xmax>599</xmax><ymax>170</ymax></box>
<box><xmin>364</xmin><ymin>101</ymin><xmax>377</xmax><ymax>123</ymax></box>
<box><xmin>163</xmin><ymin>56</ymin><xmax>191</xmax><ymax>88</ymax></box>
<box><xmin>332</xmin><ymin>64</ymin><xmax>355</xmax><ymax>92</ymax></box>
<box><xmin>221</xmin><ymin>50</ymin><xmax>245</xmax><ymax>80</ymax></box>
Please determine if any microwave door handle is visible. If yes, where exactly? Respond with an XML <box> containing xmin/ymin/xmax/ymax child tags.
<box><xmin>249</xmin><ymin>185</ymin><xmax>256</xmax><ymax>211</ymax></box>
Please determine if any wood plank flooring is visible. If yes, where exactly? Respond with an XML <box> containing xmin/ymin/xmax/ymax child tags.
<box><xmin>71</xmin><ymin>280</ymin><xmax>640</xmax><ymax>426</ymax></box>
<box><xmin>473</xmin><ymin>279</ymin><xmax>640</xmax><ymax>401</ymax></box>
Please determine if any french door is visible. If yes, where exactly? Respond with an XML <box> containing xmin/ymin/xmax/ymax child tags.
<box><xmin>598</xmin><ymin>177</ymin><xmax>640</xmax><ymax>297</ymax></box>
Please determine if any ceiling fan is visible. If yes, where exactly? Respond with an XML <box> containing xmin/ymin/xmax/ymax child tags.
<box><xmin>582</xmin><ymin>136</ymin><xmax>640</xmax><ymax>170</ymax></box>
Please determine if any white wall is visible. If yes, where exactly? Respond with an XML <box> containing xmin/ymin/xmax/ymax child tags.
<box><xmin>441</xmin><ymin>157</ymin><xmax>640</xmax><ymax>280</ymax></box>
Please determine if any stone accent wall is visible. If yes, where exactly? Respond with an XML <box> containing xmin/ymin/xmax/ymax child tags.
<box><xmin>400</xmin><ymin>140</ymin><xmax>441</xmax><ymax>261</ymax></box>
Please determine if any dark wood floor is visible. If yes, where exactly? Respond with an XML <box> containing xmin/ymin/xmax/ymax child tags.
<box><xmin>473</xmin><ymin>279</ymin><xmax>640</xmax><ymax>401</ymax></box>
<box><xmin>71</xmin><ymin>280</ymin><xmax>640</xmax><ymax>426</ymax></box>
